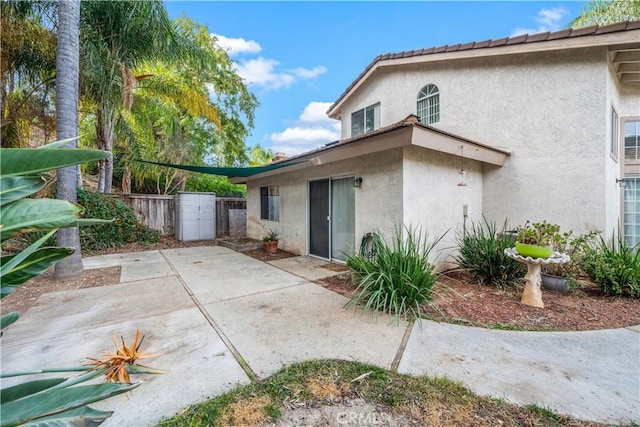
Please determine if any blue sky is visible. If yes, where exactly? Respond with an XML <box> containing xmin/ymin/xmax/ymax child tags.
<box><xmin>165</xmin><ymin>1</ymin><xmax>587</xmax><ymax>157</ymax></box>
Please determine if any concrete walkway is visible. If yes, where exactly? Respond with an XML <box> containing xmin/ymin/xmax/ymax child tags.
<box><xmin>1</xmin><ymin>246</ymin><xmax>638</xmax><ymax>426</ymax></box>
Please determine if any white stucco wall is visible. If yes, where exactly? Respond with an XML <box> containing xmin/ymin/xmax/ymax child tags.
<box><xmin>246</xmin><ymin>148</ymin><xmax>404</xmax><ymax>256</ymax></box>
<box><xmin>402</xmin><ymin>146</ymin><xmax>483</xmax><ymax>268</ymax></box>
<box><xmin>341</xmin><ymin>48</ymin><xmax>617</xmax><ymax>237</ymax></box>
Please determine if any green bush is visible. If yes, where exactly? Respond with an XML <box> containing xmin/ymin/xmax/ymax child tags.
<box><xmin>582</xmin><ymin>232</ymin><xmax>640</xmax><ymax>298</ymax></box>
<box><xmin>186</xmin><ymin>173</ymin><xmax>246</xmax><ymax>197</ymax></box>
<box><xmin>455</xmin><ymin>219</ymin><xmax>525</xmax><ymax>289</ymax></box>
<box><xmin>77</xmin><ymin>189</ymin><xmax>161</xmax><ymax>250</ymax></box>
<box><xmin>345</xmin><ymin>225</ymin><xmax>444</xmax><ymax>323</ymax></box>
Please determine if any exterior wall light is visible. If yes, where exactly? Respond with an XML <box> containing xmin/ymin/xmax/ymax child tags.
<box><xmin>354</xmin><ymin>177</ymin><xmax>363</xmax><ymax>188</ymax></box>
<box><xmin>616</xmin><ymin>178</ymin><xmax>626</xmax><ymax>187</ymax></box>
<box><xmin>457</xmin><ymin>145</ymin><xmax>467</xmax><ymax>187</ymax></box>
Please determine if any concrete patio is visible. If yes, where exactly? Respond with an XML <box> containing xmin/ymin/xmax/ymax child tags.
<box><xmin>1</xmin><ymin>246</ymin><xmax>638</xmax><ymax>426</ymax></box>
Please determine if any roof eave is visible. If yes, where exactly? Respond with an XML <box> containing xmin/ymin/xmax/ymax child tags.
<box><xmin>234</xmin><ymin>122</ymin><xmax>510</xmax><ymax>183</ymax></box>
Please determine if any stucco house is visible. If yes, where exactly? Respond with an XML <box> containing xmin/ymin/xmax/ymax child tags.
<box><xmin>232</xmin><ymin>21</ymin><xmax>640</xmax><ymax>266</ymax></box>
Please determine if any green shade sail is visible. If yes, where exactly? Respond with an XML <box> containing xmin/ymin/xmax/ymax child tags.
<box><xmin>137</xmin><ymin>159</ymin><xmax>303</xmax><ymax>178</ymax></box>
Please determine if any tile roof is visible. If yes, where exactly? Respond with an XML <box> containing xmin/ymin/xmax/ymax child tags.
<box><xmin>328</xmin><ymin>20</ymin><xmax>640</xmax><ymax>115</ymax></box>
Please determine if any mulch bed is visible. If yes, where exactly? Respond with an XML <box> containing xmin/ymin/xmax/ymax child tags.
<box><xmin>313</xmin><ymin>271</ymin><xmax>640</xmax><ymax>331</ymax></box>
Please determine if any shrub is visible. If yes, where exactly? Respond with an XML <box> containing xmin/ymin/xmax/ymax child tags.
<box><xmin>186</xmin><ymin>173</ymin><xmax>246</xmax><ymax>197</ymax></box>
<box><xmin>77</xmin><ymin>189</ymin><xmax>161</xmax><ymax>250</ymax></box>
<box><xmin>542</xmin><ymin>231</ymin><xmax>599</xmax><ymax>289</ymax></box>
<box><xmin>455</xmin><ymin>219</ymin><xmax>525</xmax><ymax>289</ymax></box>
<box><xmin>582</xmin><ymin>232</ymin><xmax>640</xmax><ymax>298</ymax></box>
<box><xmin>345</xmin><ymin>225</ymin><xmax>444</xmax><ymax>323</ymax></box>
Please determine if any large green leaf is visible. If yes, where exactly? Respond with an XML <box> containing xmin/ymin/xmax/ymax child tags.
<box><xmin>1</xmin><ymin>247</ymin><xmax>75</xmax><ymax>291</ymax></box>
<box><xmin>0</xmin><ymin>199</ymin><xmax>82</xmax><ymax>242</ymax></box>
<box><xmin>22</xmin><ymin>406</ymin><xmax>114</xmax><ymax>427</ymax></box>
<box><xmin>0</xmin><ymin>176</ymin><xmax>46</xmax><ymax>207</ymax></box>
<box><xmin>35</xmin><ymin>137</ymin><xmax>80</xmax><ymax>150</ymax></box>
<box><xmin>0</xmin><ymin>312</ymin><xmax>20</xmax><ymax>330</ymax></box>
<box><xmin>0</xmin><ymin>382</ymin><xmax>140</xmax><ymax>427</ymax></box>
<box><xmin>1</xmin><ymin>378</ymin><xmax>66</xmax><ymax>403</ymax></box>
<box><xmin>1</xmin><ymin>367</ymin><xmax>90</xmax><ymax>379</ymax></box>
<box><xmin>0</xmin><ymin>149</ymin><xmax>109</xmax><ymax>177</ymax></box>
<box><xmin>0</xmin><ymin>230</ymin><xmax>59</xmax><ymax>295</ymax></box>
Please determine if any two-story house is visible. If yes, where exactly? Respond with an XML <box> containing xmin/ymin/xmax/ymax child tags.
<box><xmin>233</xmin><ymin>21</ymin><xmax>640</xmax><ymax>266</ymax></box>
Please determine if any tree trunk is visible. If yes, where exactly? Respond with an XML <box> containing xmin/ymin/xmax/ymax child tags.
<box><xmin>96</xmin><ymin>104</ymin><xmax>114</xmax><ymax>193</ymax></box>
<box><xmin>122</xmin><ymin>164</ymin><xmax>131</xmax><ymax>194</ymax></box>
<box><xmin>54</xmin><ymin>0</ymin><xmax>83</xmax><ymax>280</ymax></box>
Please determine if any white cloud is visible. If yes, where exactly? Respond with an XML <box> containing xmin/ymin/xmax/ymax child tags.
<box><xmin>211</xmin><ymin>34</ymin><xmax>261</xmax><ymax>56</ymax></box>
<box><xmin>511</xmin><ymin>7</ymin><xmax>569</xmax><ymax>37</ymax></box>
<box><xmin>211</xmin><ymin>33</ymin><xmax>326</xmax><ymax>91</ymax></box>
<box><xmin>270</xmin><ymin>101</ymin><xmax>341</xmax><ymax>155</ymax></box>
<box><xmin>236</xmin><ymin>57</ymin><xmax>295</xmax><ymax>89</ymax></box>
<box><xmin>291</xmin><ymin>66</ymin><xmax>327</xmax><ymax>79</ymax></box>
<box><xmin>299</xmin><ymin>101</ymin><xmax>334</xmax><ymax>124</ymax></box>
<box><xmin>236</xmin><ymin>58</ymin><xmax>327</xmax><ymax>91</ymax></box>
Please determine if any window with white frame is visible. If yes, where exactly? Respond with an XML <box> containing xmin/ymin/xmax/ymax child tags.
<box><xmin>624</xmin><ymin>175</ymin><xmax>640</xmax><ymax>249</ymax></box>
<box><xmin>260</xmin><ymin>186</ymin><xmax>280</xmax><ymax>221</ymax></box>
<box><xmin>611</xmin><ymin>107</ymin><xmax>618</xmax><ymax>160</ymax></box>
<box><xmin>624</xmin><ymin>119</ymin><xmax>640</xmax><ymax>161</ymax></box>
<box><xmin>351</xmin><ymin>103</ymin><xmax>380</xmax><ymax>137</ymax></box>
<box><xmin>417</xmin><ymin>84</ymin><xmax>440</xmax><ymax>124</ymax></box>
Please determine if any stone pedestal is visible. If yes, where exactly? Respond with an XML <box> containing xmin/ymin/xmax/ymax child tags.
<box><xmin>504</xmin><ymin>248</ymin><xmax>569</xmax><ymax>308</ymax></box>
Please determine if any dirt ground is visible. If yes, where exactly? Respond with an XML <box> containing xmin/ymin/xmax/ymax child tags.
<box><xmin>4</xmin><ymin>236</ymin><xmax>638</xmax><ymax>332</ymax></box>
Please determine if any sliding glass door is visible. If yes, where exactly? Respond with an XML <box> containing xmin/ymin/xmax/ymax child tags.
<box><xmin>309</xmin><ymin>177</ymin><xmax>355</xmax><ymax>261</ymax></box>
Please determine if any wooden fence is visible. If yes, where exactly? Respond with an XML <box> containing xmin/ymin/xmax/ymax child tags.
<box><xmin>216</xmin><ymin>198</ymin><xmax>247</xmax><ymax>237</ymax></box>
<box><xmin>112</xmin><ymin>194</ymin><xmax>246</xmax><ymax>237</ymax></box>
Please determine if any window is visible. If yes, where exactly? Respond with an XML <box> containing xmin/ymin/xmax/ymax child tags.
<box><xmin>611</xmin><ymin>107</ymin><xmax>618</xmax><ymax>159</ymax></box>
<box><xmin>260</xmin><ymin>186</ymin><xmax>280</xmax><ymax>221</ymax></box>
<box><xmin>624</xmin><ymin>175</ymin><xmax>640</xmax><ymax>248</ymax></box>
<box><xmin>624</xmin><ymin>119</ymin><xmax>640</xmax><ymax>161</ymax></box>
<box><xmin>351</xmin><ymin>103</ymin><xmax>380</xmax><ymax>137</ymax></box>
<box><xmin>417</xmin><ymin>84</ymin><xmax>440</xmax><ymax>124</ymax></box>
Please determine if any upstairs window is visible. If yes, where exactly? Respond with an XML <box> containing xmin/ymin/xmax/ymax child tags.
<box><xmin>351</xmin><ymin>103</ymin><xmax>380</xmax><ymax>137</ymax></box>
<box><xmin>260</xmin><ymin>186</ymin><xmax>280</xmax><ymax>221</ymax></box>
<box><xmin>624</xmin><ymin>119</ymin><xmax>640</xmax><ymax>161</ymax></box>
<box><xmin>417</xmin><ymin>84</ymin><xmax>440</xmax><ymax>124</ymax></box>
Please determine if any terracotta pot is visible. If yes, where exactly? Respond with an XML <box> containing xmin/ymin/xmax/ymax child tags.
<box><xmin>263</xmin><ymin>240</ymin><xmax>278</xmax><ymax>254</ymax></box>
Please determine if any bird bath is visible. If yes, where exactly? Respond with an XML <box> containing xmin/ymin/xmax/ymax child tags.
<box><xmin>504</xmin><ymin>248</ymin><xmax>570</xmax><ymax>308</ymax></box>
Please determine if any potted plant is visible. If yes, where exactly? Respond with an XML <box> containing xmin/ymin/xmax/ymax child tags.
<box><xmin>515</xmin><ymin>220</ymin><xmax>560</xmax><ymax>259</ymax></box>
<box><xmin>262</xmin><ymin>229</ymin><xmax>279</xmax><ymax>254</ymax></box>
<box><xmin>541</xmin><ymin>231</ymin><xmax>597</xmax><ymax>293</ymax></box>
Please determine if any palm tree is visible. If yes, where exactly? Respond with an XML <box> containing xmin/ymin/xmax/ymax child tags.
<box><xmin>79</xmin><ymin>0</ymin><xmax>179</xmax><ymax>193</ymax></box>
<box><xmin>249</xmin><ymin>144</ymin><xmax>274</xmax><ymax>166</ymax></box>
<box><xmin>54</xmin><ymin>0</ymin><xmax>82</xmax><ymax>279</ymax></box>
<box><xmin>106</xmin><ymin>17</ymin><xmax>258</xmax><ymax>194</ymax></box>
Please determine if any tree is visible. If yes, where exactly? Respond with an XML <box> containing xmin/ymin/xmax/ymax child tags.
<box><xmin>54</xmin><ymin>0</ymin><xmax>83</xmax><ymax>279</ymax></box>
<box><xmin>1</xmin><ymin>1</ymin><xmax>57</xmax><ymax>148</ymax></box>
<box><xmin>249</xmin><ymin>144</ymin><xmax>274</xmax><ymax>166</ymax></box>
<box><xmin>79</xmin><ymin>0</ymin><xmax>181</xmax><ymax>193</ymax></box>
<box><xmin>107</xmin><ymin>17</ymin><xmax>258</xmax><ymax>194</ymax></box>
<box><xmin>570</xmin><ymin>0</ymin><xmax>640</xmax><ymax>28</ymax></box>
